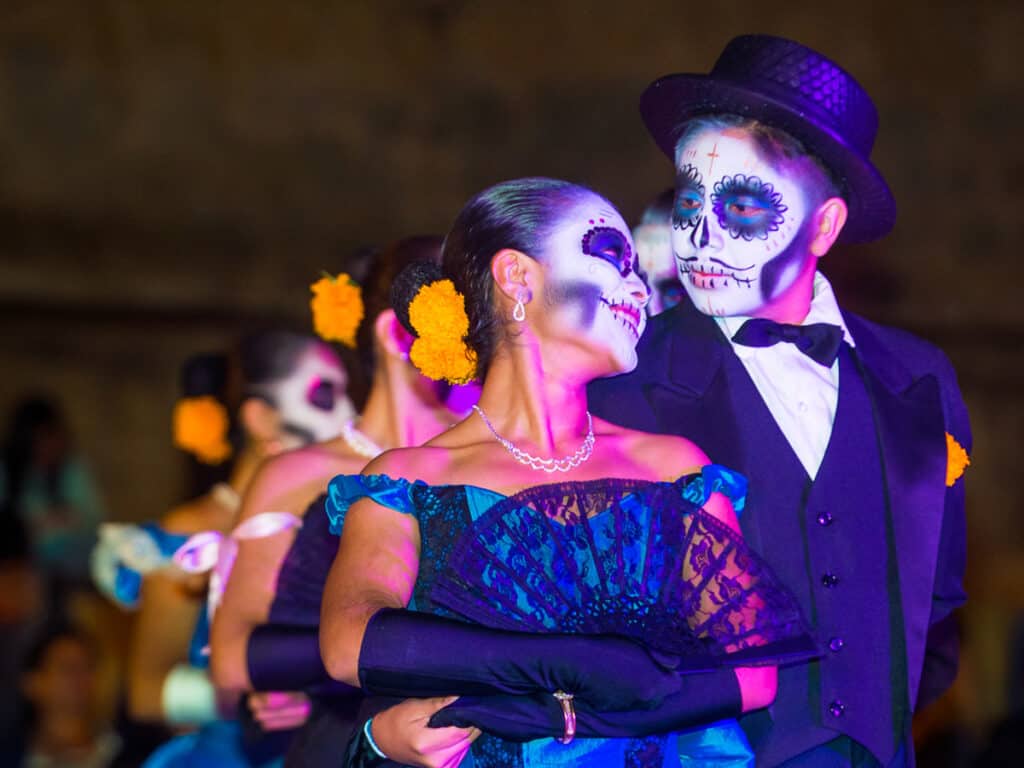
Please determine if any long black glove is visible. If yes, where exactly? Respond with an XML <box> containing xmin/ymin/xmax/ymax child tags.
<box><xmin>247</xmin><ymin>623</ymin><xmax>358</xmax><ymax>697</ymax></box>
<box><xmin>427</xmin><ymin>668</ymin><xmax>743</xmax><ymax>741</ymax></box>
<box><xmin>358</xmin><ymin>608</ymin><xmax>680</xmax><ymax>711</ymax></box>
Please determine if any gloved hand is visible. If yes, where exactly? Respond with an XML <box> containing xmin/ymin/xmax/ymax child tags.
<box><xmin>427</xmin><ymin>668</ymin><xmax>742</xmax><ymax>740</ymax></box>
<box><xmin>358</xmin><ymin>608</ymin><xmax>681</xmax><ymax>711</ymax></box>
<box><xmin>248</xmin><ymin>623</ymin><xmax>356</xmax><ymax>697</ymax></box>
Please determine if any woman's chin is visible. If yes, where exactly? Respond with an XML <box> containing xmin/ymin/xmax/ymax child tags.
<box><xmin>595</xmin><ymin>346</ymin><xmax>639</xmax><ymax>379</ymax></box>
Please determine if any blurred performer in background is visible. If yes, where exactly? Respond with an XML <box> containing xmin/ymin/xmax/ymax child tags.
<box><xmin>210</xmin><ymin>236</ymin><xmax>479</xmax><ymax>768</ymax></box>
<box><xmin>1</xmin><ymin>395</ymin><xmax>107</xmax><ymax>604</ymax></box>
<box><xmin>92</xmin><ymin>331</ymin><xmax>354</xmax><ymax>767</ymax></box>
<box><xmin>633</xmin><ymin>188</ymin><xmax>683</xmax><ymax>316</ymax></box>
<box><xmin>14</xmin><ymin>623</ymin><xmax>124</xmax><ymax>768</ymax></box>
<box><xmin>591</xmin><ymin>35</ymin><xmax>971</xmax><ymax>767</ymax></box>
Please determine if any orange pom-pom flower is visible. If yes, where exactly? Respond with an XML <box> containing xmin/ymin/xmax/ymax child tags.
<box><xmin>173</xmin><ymin>396</ymin><xmax>232</xmax><ymax>465</ymax></box>
<box><xmin>407</xmin><ymin>279</ymin><xmax>478</xmax><ymax>384</ymax></box>
<box><xmin>945</xmin><ymin>432</ymin><xmax>970</xmax><ymax>487</ymax></box>
<box><xmin>310</xmin><ymin>273</ymin><xmax>364</xmax><ymax>348</ymax></box>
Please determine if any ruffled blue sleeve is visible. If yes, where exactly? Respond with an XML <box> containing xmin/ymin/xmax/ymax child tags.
<box><xmin>679</xmin><ymin>463</ymin><xmax>748</xmax><ymax>515</ymax></box>
<box><xmin>91</xmin><ymin>522</ymin><xmax>190</xmax><ymax>609</ymax></box>
<box><xmin>325</xmin><ymin>474</ymin><xmax>422</xmax><ymax>535</ymax></box>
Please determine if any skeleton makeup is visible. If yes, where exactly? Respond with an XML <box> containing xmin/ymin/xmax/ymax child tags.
<box><xmin>672</xmin><ymin>128</ymin><xmax>817</xmax><ymax>317</ymax></box>
<box><xmin>540</xmin><ymin>198</ymin><xmax>649</xmax><ymax>374</ymax></box>
<box><xmin>260</xmin><ymin>344</ymin><xmax>354</xmax><ymax>445</ymax></box>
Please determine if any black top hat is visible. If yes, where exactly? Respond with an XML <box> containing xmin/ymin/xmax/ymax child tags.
<box><xmin>640</xmin><ymin>35</ymin><xmax>896</xmax><ymax>243</ymax></box>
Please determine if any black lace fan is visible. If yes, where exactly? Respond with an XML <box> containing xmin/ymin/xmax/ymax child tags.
<box><xmin>429</xmin><ymin>477</ymin><xmax>817</xmax><ymax>670</ymax></box>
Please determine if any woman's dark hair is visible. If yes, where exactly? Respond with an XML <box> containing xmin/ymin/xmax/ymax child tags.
<box><xmin>355</xmin><ymin>236</ymin><xmax>444</xmax><ymax>376</ymax></box>
<box><xmin>1</xmin><ymin>395</ymin><xmax>68</xmax><ymax>525</ymax></box>
<box><xmin>391</xmin><ymin>178</ymin><xmax>600</xmax><ymax>377</ymax></box>
<box><xmin>234</xmin><ymin>330</ymin><xmax>327</xmax><ymax>406</ymax></box>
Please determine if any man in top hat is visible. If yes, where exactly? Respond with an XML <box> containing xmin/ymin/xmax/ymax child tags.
<box><xmin>589</xmin><ymin>34</ymin><xmax>971</xmax><ymax>767</ymax></box>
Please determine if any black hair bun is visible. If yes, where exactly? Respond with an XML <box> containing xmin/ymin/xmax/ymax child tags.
<box><xmin>181</xmin><ymin>353</ymin><xmax>228</xmax><ymax>399</ymax></box>
<box><xmin>390</xmin><ymin>260</ymin><xmax>445</xmax><ymax>337</ymax></box>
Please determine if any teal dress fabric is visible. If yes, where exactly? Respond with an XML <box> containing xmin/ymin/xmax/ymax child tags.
<box><xmin>326</xmin><ymin>467</ymin><xmax>756</xmax><ymax>768</ymax></box>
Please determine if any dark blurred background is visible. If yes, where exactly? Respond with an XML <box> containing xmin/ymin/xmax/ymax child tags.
<box><xmin>0</xmin><ymin>0</ymin><xmax>1020</xmax><ymax>764</ymax></box>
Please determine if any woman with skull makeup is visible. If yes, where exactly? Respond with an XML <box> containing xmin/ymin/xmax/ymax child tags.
<box><xmin>207</xmin><ymin>237</ymin><xmax>480</xmax><ymax>767</ymax></box>
<box><xmin>318</xmin><ymin>178</ymin><xmax>815</xmax><ymax>767</ymax></box>
<box><xmin>98</xmin><ymin>331</ymin><xmax>355</xmax><ymax>768</ymax></box>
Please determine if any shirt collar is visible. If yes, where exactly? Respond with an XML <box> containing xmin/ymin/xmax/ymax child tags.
<box><xmin>715</xmin><ymin>271</ymin><xmax>855</xmax><ymax>349</ymax></box>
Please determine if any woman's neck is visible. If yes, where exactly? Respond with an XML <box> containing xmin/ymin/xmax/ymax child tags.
<box><xmin>226</xmin><ymin>444</ymin><xmax>263</xmax><ymax>498</ymax></box>
<box><xmin>473</xmin><ymin>338</ymin><xmax>590</xmax><ymax>455</ymax></box>
<box><xmin>356</xmin><ymin>357</ymin><xmax>455</xmax><ymax>450</ymax></box>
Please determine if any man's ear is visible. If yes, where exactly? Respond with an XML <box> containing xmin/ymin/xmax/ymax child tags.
<box><xmin>238</xmin><ymin>397</ymin><xmax>280</xmax><ymax>443</ymax></box>
<box><xmin>374</xmin><ymin>308</ymin><xmax>414</xmax><ymax>359</ymax></box>
<box><xmin>490</xmin><ymin>249</ymin><xmax>534</xmax><ymax>303</ymax></box>
<box><xmin>809</xmin><ymin>197</ymin><xmax>849</xmax><ymax>257</ymax></box>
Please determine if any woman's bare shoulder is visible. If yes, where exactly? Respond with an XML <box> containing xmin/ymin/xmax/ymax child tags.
<box><xmin>360</xmin><ymin>443</ymin><xmax>458</xmax><ymax>487</ymax></box>
<box><xmin>596</xmin><ymin>418</ymin><xmax>711</xmax><ymax>481</ymax></box>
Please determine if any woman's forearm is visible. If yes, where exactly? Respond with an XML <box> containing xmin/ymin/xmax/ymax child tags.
<box><xmin>320</xmin><ymin>592</ymin><xmax>399</xmax><ymax>686</ymax></box>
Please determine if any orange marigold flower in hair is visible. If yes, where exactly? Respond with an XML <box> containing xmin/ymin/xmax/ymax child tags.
<box><xmin>945</xmin><ymin>432</ymin><xmax>970</xmax><ymax>487</ymax></box>
<box><xmin>310</xmin><ymin>273</ymin><xmax>364</xmax><ymax>348</ymax></box>
<box><xmin>173</xmin><ymin>396</ymin><xmax>232</xmax><ymax>465</ymax></box>
<box><xmin>407</xmin><ymin>279</ymin><xmax>478</xmax><ymax>384</ymax></box>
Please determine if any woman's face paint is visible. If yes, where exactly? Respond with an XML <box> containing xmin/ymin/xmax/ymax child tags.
<box><xmin>633</xmin><ymin>221</ymin><xmax>680</xmax><ymax>316</ymax></box>
<box><xmin>672</xmin><ymin>128</ymin><xmax>815</xmax><ymax>317</ymax></box>
<box><xmin>267</xmin><ymin>344</ymin><xmax>354</xmax><ymax>446</ymax></box>
<box><xmin>539</xmin><ymin>196</ymin><xmax>649</xmax><ymax>374</ymax></box>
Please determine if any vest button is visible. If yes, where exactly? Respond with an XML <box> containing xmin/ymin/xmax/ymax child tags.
<box><xmin>828</xmin><ymin>699</ymin><xmax>846</xmax><ymax>718</ymax></box>
<box><xmin>829</xmin><ymin>636</ymin><xmax>845</xmax><ymax>652</ymax></box>
<box><xmin>822</xmin><ymin>572</ymin><xmax>840</xmax><ymax>588</ymax></box>
<box><xmin>816</xmin><ymin>511</ymin><xmax>834</xmax><ymax>526</ymax></box>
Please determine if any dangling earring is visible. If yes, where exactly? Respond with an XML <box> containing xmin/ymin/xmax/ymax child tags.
<box><xmin>513</xmin><ymin>296</ymin><xmax>526</xmax><ymax>322</ymax></box>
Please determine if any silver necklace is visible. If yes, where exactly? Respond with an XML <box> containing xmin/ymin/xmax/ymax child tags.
<box><xmin>340</xmin><ymin>420</ymin><xmax>384</xmax><ymax>459</ymax></box>
<box><xmin>472</xmin><ymin>405</ymin><xmax>595</xmax><ymax>474</ymax></box>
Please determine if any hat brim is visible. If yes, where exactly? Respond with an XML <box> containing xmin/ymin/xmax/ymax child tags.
<box><xmin>640</xmin><ymin>74</ymin><xmax>896</xmax><ymax>244</ymax></box>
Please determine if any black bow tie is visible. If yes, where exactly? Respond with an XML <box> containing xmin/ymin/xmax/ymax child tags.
<box><xmin>731</xmin><ymin>318</ymin><xmax>844</xmax><ymax>367</ymax></box>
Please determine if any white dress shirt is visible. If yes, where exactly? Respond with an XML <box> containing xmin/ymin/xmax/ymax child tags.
<box><xmin>714</xmin><ymin>272</ymin><xmax>854</xmax><ymax>480</ymax></box>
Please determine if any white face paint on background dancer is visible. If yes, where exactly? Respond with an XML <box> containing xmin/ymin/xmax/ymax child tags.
<box><xmin>672</xmin><ymin>128</ymin><xmax>815</xmax><ymax>317</ymax></box>
<box><xmin>267</xmin><ymin>345</ymin><xmax>354</xmax><ymax>444</ymax></box>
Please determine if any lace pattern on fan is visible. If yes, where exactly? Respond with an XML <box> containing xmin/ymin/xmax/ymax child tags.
<box><xmin>429</xmin><ymin>475</ymin><xmax>805</xmax><ymax>662</ymax></box>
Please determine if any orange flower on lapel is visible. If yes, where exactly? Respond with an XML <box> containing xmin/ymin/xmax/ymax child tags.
<box><xmin>945</xmin><ymin>432</ymin><xmax>970</xmax><ymax>487</ymax></box>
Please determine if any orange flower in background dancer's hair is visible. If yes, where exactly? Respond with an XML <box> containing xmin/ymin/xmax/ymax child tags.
<box><xmin>173</xmin><ymin>396</ymin><xmax>232</xmax><ymax>464</ymax></box>
<box><xmin>310</xmin><ymin>272</ymin><xmax>364</xmax><ymax>348</ymax></box>
<box><xmin>945</xmin><ymin>432</ymin><xmax>970</xmax><ymax>487</ymax></box>
<box><xmin>408</xmin><ymin>279</ymin><xmax>478</xmax><ymax>384</ymax></box>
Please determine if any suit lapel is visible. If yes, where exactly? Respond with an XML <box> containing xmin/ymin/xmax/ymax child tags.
<box><xmin>643</xmin><ymin>302</ymin><xmax>745</xmax><ymax>467</ymax></box>
<box><xmin>846</xmin><ymin>315</ymin><xmax>947</xmax><ymax>704</ymax></box>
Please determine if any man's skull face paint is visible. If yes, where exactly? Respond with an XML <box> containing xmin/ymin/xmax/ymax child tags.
<box><xmin>541</xmin><ymin>197</ymin><xmax>649</xmax><ymax>374</ymax></box>
<box><xmin>672</xmin><ymin>128</ymin><xmax>816</xmax><ymax>317</ymax></box>
<box><xmin>267</xmin><ymin>344</ymin><xmax>354</xmax><ymax>446</ymax></box>
<box><xmin>633</xmin><ymin>222</ymin><xmax>682</xmax><ymax>316</ymax></box>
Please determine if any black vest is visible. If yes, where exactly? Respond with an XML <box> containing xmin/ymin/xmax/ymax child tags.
<box><xmin>715</xmin><ymin>346</ymin><xmax>907</xmax><ymax>766</ymax></box>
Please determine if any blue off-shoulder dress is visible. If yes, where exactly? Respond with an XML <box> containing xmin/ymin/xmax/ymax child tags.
<box><xmin>326</xmin><ymin>467</ymin><xmax>810</xmax><ymax>768</ymax></box>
